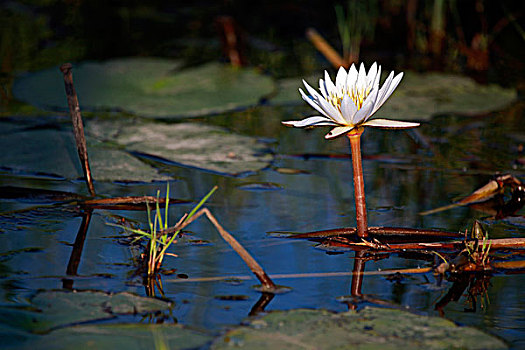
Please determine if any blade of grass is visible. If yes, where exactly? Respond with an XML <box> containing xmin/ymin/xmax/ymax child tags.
<box><xmin>164</xmin><ymin>183</ymin><xmax>170</xmax><ymax>231</ymax></box>
<box><xmin>156</xmin><ymin>186</ymin><xmax>218</xmax><ymax>262</ymax></box>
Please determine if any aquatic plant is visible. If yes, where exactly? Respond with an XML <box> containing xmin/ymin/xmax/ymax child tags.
<box><xmin>465</xmin><ymin>221</ymin><xmax>492</xmax><ymax>269</ymax></box>
<box><xmin>111</xmin><ymin>184</ymin><xmax>217</xmax><ymax>276</ymax></box>
<box><xmin>283</xmin><ymin>62</ymin><xmax>419</xmax><ymax>238</ymax></box>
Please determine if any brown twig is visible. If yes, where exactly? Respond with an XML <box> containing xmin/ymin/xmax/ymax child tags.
<box><xmin>81</xmin><ymin>196</ymin><xmax>189</xmax><ymax>210</ymax></box>
<box><xmin>288</xmin><ymin>226</ymin><xmax>462</xmax><ymax>240</ymax></box>
<box><xmin>216</xmin><ymin>16</ymin><xmax>244</xmax><ymax>67</ymax></box>
<box><xmin>160</xmin><ymin>207</ymin><xmax>277</xmax><ymax>292</ymax></box>
<box><xmin>331</xmin><ymin>238</ymin><xmax>525</xmax><ymax>252</ymax></box>
<box><xmin>60</xmin><ymin>63</ymin><xmax>95</xmax><ymax>196</ymax></box>
<box><xmin>306</xmin><ymin>28</ymin><xmax>346</xmax><ymax>69</ymax></box>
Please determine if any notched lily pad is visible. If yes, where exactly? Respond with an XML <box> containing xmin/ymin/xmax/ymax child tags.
<box><xmin>0</xmin><ymin>290</ymin><xmax>172</xmax><ymax>334</ymax></box>
<box><xmin>273</xmin><ymin>72</ymin><xmax>516</xmax><ymax>121</ymax></box>
<box><xmin>13</xmin><ymin>58</ymin><xmax>275</xmax><ymax>118</ymax></box>
<box><xmin>87</xmin><ymin>119</ymin><xmax>273</xmax><ymax>176</ymax></box>
<box><xmin>211</xmin><ymin>307</ymin><xmax>507</xmax><ymax>349</ymax></box>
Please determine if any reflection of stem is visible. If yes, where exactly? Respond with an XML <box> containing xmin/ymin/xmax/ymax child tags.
<box><xmin>63</xmin><ymin>209</ymin><xmax>93</xmax><ymax>289</ymax></box>
<box><xmin>350</xmin><ymin>250</ymin><xmax>366</xmax><ymax>297</ymax></box>
<box><xmin>145</xmin><ymin>274</ymin><xmax>165</xmax><ymax>298</ymax></box>
<box><xmin>60</xmin><ymin>63</ymin><xmax>96</xmax><ymax>197</ymax></box>
<box><xmin>348</xmin><ymin>128</ymin><xmax>368</xmax><ymax>238</ymax></box>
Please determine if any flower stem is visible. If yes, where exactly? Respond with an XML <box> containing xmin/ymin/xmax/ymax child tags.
<box><xmin>347</xmin><ymin>128</ymin><xmax>368</xmax><ymax>238</ymax></box>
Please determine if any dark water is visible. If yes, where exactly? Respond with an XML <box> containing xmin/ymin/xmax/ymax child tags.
<box><xmin>1</xmin><ymin>102</ymin><xmax>524</xmax><ymax>347</ymax></box>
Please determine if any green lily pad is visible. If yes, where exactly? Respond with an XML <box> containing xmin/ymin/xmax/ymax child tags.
<box><xmin>86</xmin><ymin>119</ymin><xmax>273</xmax><ymax>176</ymax></box>
<box><xmin>211</xmin><ymin>307</ymin><xmax>507</xmax><ymax>349</ymax></box>
<box><xmin>13</xmin><ymin>58</ymin><xmax>275</xmax><ymax>118</ymax></box>
<box><xmin>0</xmin><ymin>290</ymin><xmax>172</xmax><ymax>334</ymax></box>
<box><xmin>18</xmin><ymin>323</ymin><xmax>212</xmax><ymax>350</ymax></box>
<box><xmin>0</xmin><ymin>124</ymin><xmax>169</xmax><ymax>182</ymax></box>
<box><xmin>272</xmin><ymin>72</ymin><xmax>516</xmax><ymax>121</ymax></box>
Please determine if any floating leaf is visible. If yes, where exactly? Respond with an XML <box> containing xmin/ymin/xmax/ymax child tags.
<box><xmin>87</xmin><ymin>119</ymin><xmax>273</xmax><ymax>176</ymax></box>
<box><xmin>211</xmin><ymin>307</ymin><xmax>507</xmax><ymax>349</ymax></box>
<box><xmin>272</xmin><ymin>72</ymin><xmax>516</xmax><ymax>121</ymax></box>
<box><xmin>0</xmin><ymin>290</ymin><xmax>172</xmax><ymax>334</ymax></box>
<box><xmin>13</xmin><ymin>58</ymin><xmax>275</xmax><ymax>118</ymax></box>
<box><xmin>17</xmin><ymin>323</ymin><xmax>212</xmax><ymax>350</ymax></box>
<box><xmin>0</xmin><ymin>124</ymin><xmax>169</xmax><ymax>182</ymax></box>
<box><xmin>88</xmin><ymin>139</ymin><xmax>171</xmax><ymax>182</ymax></box>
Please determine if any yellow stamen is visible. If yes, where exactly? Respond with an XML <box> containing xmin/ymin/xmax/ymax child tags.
<box><xmin>328</xmin><ymin>86</ymin><xmax>371</xmax><ymax>111</ymax></box>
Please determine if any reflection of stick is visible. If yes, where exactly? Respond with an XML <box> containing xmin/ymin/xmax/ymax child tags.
<box><xmin>249</xmin><ymin>292</ymin><xmax>275</xmax><ymax>316</ymax></box>
<box><xmin>63</xmin><ymin>209</ymin><xmax>93</xmax><ymax>289</ymax></box>
<box><xmin>60</xmin><ymin>63</ymin><xmax>96</xmax><ymax>197</ymax></box>
<box><xmin>161</xmin><ymin>208</ymin><xmax>277</xmax><ymax>292</ymax></box>
<box><xmin>306</xmin><ymin>28</ymin><xmax>346</xmax><ymax>69</ymax></box>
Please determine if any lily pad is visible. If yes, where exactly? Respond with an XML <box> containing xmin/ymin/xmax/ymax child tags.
<box><xmin>13</xmin><ymin>58</ymin><xmax>275</xmax><ymax>118</ymax></box>
<box><xmin>86</xmin><ymin>119</ymin><xmax>273</xmax><ymax>176</ymax></box>
<box><xmin>211</xmin><ymin>307</ymin><xmax>507</xmax><ymax>349</ymax></box>
<box><xmin>0</xmin><ymin>290</ymin><xmax>172</xmax><ymax>334</ymax></box>
<box><xmin>18</xmin><ymin>323</ymin><xmax>212</xmax><ymax>350</ymax></box>
<box><xmin>0</xmin><ymin>123</ymin><xmax>169</xmax><ymax>182</ymax></box>
<box><xmin>272</xmin><ymin>72</ymin><xmax>516</xmax><ymax>121</ymax></box>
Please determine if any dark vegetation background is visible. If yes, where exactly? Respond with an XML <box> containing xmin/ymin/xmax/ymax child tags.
<box><xmin>1</xmin><ymin>0</ymin><xmax>524</xmax><ymax>106</ymax></box>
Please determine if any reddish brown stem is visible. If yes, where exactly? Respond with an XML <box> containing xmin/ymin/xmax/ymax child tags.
<box><xmin>348</xmin><ymin>128</ymin><xmax>368</xmax><ymax>238</ymax></box>
<box><xmin>60</xmin><ymin>63</ymin><xmax>95</xmax><ymax>197</ymax></box>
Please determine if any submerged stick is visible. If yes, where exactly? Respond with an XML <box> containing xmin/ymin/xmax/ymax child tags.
<box><xmin>60</xmin><ymin>63</ymin><xmax>95</xmax><ymax>197</ymax></box>
<box><xmin>168</xmin><ymin>267</ymin><xmax>434</xmax><ymax>284</ymax></box>
<box><xmin>348</xmin><ymin>128</ymin><xmax>368</xmax><ymax>238</ymax></box>
<box><xmin>333</xmin><ymin>237</ymin><xmax>525</xmax><ymax>251</ymax></box>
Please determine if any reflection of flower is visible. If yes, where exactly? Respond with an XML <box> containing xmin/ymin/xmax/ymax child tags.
<box><xmin>283</xmin><ymin>62</ymin><xmax>420</xmax><ymax>139</ymax></box>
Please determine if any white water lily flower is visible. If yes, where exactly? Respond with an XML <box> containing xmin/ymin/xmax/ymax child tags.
<box><xmin>282</xmin><ymin>62</ymin><xmax>420</xmax><ymax>139</ymax></box>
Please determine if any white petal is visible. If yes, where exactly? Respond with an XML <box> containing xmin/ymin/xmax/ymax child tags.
<box><xmin>370</xmin><ymin>71</ymin><xmax>394</xmax><ymax>115</ymax></box>
<box><xmin>352</xmin><ymin>88</ymin><xmax>378</xmax><ymax>124</ymax></box>
<box><xmin>282</xmin><ymin>116</ymin><xmax>337</xmax><ymax>128</ymax></box>
<box><xmin>335</xmin><ymin>66</ymin><xmax>347</xmax><ymax>90</ymax></box>
<box><xmin>324</xmin><ymin>70</ymin><xmax>336</xmax><ymax>95</ymax></box>
<box><xmin>319</xmin><ymin>79</ymin><xmax>328</xmax><ymax>99</ymax></box>
<box><xmin>373</xmin><ymin>65</ymin><xmax>382</xmax><ymax>90</ymax></box>
<box><xmin>325</xmin><ymin>126</ymin><xmax>354</xmax><ymax>139</ymax></box>
<box><xmin>366</xmin><ymin>62</ymin><xmax>378</xmax><ymax>87</ymax></box>
<box><xmin>373</xmin><ymin>72</ymin><xmax>403</xmax><ymax>114</ymax></box>
<box><xmin>299</xmin><ymin>88</ymin><xmax>329</xmax><ymax>118</ymax></box>
<box><xmin>363</xmin><ymin>118</ymin><xmax>420</xmax><ymax>129</ymax></box>
<box><xmin>346</xmin><ymin>63</ymin><xmax>358</xmax><ymax>87</ymax></box>
<box><xmin>317</xmin><ymin>96</ymin><xmax>346</xmax><ymax>124</ymax></box>
<box><xmin>340</xmin><ymin>95</ymin><xmax>358</xmax><ymax>123</ymax></box>
<box><xmin>302</xmin><ymin>79</ymin><xmax>323</xmax><ymax>101</ymax></box>
<box><xmin>356</xmin><ymin>63</ymin><xmax>367</xmax><ymax>92</ymax></box>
